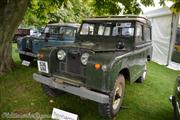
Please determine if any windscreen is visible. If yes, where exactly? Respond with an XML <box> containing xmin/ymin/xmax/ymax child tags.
<box><xmin>44</xmin><ymin>26</ymin><xmax>77</xmax><ymax>38</ymax></box>
<box><xmin>79</xmin><ymin>22</ymin><xmax>134</xmax><ymax>37</ymax></box>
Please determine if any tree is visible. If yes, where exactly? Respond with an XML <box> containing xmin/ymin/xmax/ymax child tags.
<box><xmin>93</xmin><ymin>0</ymin><xmax>180</xmax><ymax>15</ymax></box>
<box><xmin>21</xmin><ymin>0</ymin><xmax>64</xmax><ymax>27</ymax></box>
<box><xmin>93</xmin><ymin>0</ymin><xmax>155</xmax><ymax>15</ymax></box>
<box><xmin>159</xmin><ymin>0</ymin><xmax>180</xmax><ymax>14</ymax></box>
<box><xmin>0</xmin><ymin>0</ymin><xmax>29</xmax><ymax>74</ymax></box>
<box><xmin>0</xmin><ymin>0</ymin><xmax>179</xmax><ymax>74</ymax></box>
<box><xmin>21</xmin><ymin>0</ymin><xmax>93</xmax><ymax>28</ymax></box>
<box><xmin>170</xmin><ymin>1</ymin><xmax>180</xmax><ymax>14</ymax></box>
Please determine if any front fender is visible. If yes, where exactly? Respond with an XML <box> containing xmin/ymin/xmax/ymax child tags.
<box><xmin>107</xmin><ymin>57</ymin><xmax>129</xmax><ymax>91</ymax></box>
<box><xmin>85</xmin><ymin>53</ymin><xmax>114</xmax><ymax>93</ymax></box>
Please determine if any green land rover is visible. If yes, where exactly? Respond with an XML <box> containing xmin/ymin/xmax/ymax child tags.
<box><xmin>170</xmin><ymin>76</ymin><xmax>180</xmax><ymax>120</ymax></box>
<box><xmin>33</xmin><ymin>15</ymin><xmax>152</xmax><ymax>118</ymax></box>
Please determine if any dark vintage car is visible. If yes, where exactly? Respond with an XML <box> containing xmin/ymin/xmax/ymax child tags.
<box><xmin>170</xmin><ymin>76</ymin><xmax>180</xmax><ymax>120</ymax></box>
<box><xmin>13</xmin><ymin>28</ymin><xmax>30</xmax><ymax>42</ymax></box>
<box><xmin>17</xmin><ymin>23</ymin><xmax>80</xmax><ymax>61</ymax></box>
<box><xmin>33</xmin><ymin>16</ymin><xmax>152</xmax><ymax>118</ymax></box>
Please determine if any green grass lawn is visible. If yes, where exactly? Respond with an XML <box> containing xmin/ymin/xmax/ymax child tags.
<box><xmin>0</xmin><ymin>44</ymin><xmax>180</xmax><ymax>120</ymax></box>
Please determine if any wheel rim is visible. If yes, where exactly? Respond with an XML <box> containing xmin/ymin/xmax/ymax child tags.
<box><xmin>112</xmin><ymin>84</ymin><xmax>123</xmax><ymax>110</ymax></box>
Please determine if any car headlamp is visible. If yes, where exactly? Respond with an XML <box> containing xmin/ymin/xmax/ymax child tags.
<box><xmin>81</xmin><ymin>53</ymin><xmax>89</xmax><ymax>65</ymax></box>
<box><xmin>57</xmin><ymin>50</ymin><xmax>66</xmax><ymax>60</ymax></box>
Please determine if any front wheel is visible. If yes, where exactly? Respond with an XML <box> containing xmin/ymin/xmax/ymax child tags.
<box><xmin>98</xmin><ymin>74</ymin><xmax>125</xmax><ymax>118</ymax></box>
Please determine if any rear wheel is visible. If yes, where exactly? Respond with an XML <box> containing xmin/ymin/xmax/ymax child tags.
<box><xmin>98</xmin><ymin>74</ymin><xmax>125</xmax><ymax>118</ymax></box>
<box><xmin>42</xmin><ymin>84</ymin><xmax>65</xmax><ymax>97</ymax></box>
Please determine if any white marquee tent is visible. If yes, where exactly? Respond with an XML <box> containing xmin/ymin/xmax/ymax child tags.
<box><xmin>144</xmin><ymin>7</ymin><xmax>180</xmax><ymax>70</ymax></box>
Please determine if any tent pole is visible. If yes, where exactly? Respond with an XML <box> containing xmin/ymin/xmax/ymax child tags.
<box><xmin>167</xmin><ymin>14</ymin><xmax>179</xmax><ymax>66</ymax></box>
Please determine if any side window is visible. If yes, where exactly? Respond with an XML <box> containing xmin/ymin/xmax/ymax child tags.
<box><xmin>136</xmin><ymin>24</ymin><xmax>143</xmax><ymax>43</ymax></box>
<box><xmin>104</xmin><ymin>27</ymin><xmax>111</xmax><ymax>36</ymax></box>
<box><xmin>60</xmin><ymin>27</ymin><xmax>65</xmax><ymax>34</ymax></box>
<box><xmin>98</xmin><ymin>25</ymin><xmax>105</xmax><ymax>35</ymax></box>
<box><xmin>98</xmin><ymin>25</ymin><xmax>111</xmax><ymax>36</ymax></box>
<box><xmin>64</xmin><ymin>28</ymin><xmax>75</xmax><ymax>38</ymax></box>
<box><xmin>144</xmin><ymin>26</ymin><xmax>151</xmax><ymax>41</ymax></box>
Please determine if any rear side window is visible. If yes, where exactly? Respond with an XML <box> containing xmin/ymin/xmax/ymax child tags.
<box><xmin>136</xmin><ymin>24</ymin><xmax>143</xmax><ymax>43</ymax></box>
<box><xmin>144</xmin><ymin>26</ymin><xmax>151</xmax><ymax>41</ymax></box>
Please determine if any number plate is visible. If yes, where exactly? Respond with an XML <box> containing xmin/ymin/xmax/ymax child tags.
<box><xmin>22</xmin><ymin>60</ymin><xmax>31</xmax><ymax>66</ymax></box>
<box><xmin>37</xmin><ymin>60</ymin><xmax>49</xmax><ymax>73</ymax></box>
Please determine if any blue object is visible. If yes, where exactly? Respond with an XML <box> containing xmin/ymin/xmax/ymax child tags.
<box><xmin>17</xmin><ymin>23</ymin><xmax>80</xmax><ymax>61</ymax></box>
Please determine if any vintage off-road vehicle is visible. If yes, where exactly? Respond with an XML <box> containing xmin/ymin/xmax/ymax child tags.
<box><xmin>170</xmin><ymin>76</ymin><xmax>180</xmax><ymax>120</ymax></box>
<box><xmin>17</xmin><ymin>23</ymin><xmax>79</xmax><ymax>61</ymax></box>
<box><xmin>33</xmin><ymin>16</ymin><xmax>152</xmax><ymax>118</ymax></box>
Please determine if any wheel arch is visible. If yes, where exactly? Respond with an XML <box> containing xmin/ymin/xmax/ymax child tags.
<box><xmin>119</xmin><ymin>68</ymin><xmax>130</xmax><ymax>82</ymax></box>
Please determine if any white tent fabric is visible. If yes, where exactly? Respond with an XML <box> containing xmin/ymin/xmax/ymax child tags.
<box><xmin>168</xmin><ymin>61</ymin><xmax>180</xmax><ymax>70</ymax></box>
<box><xmin>144</xmin><ymin>7</ymin><xmax>180</xmax><ymax>70</ymax></box>
<box><xmin>150</xmin><ymin>15</ymin><xmax>172</xmax><ymax>65</ymax></box>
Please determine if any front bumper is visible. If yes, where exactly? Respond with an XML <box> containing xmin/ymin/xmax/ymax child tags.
<box><xmin>16</xmin><ymin>49</ymin><xmax>37</xmax><ymax>58</ymax></box>
<box><xmin>33</xmin><ymin>73</ymin><xmax>109</xmax><ymax>104</ymax></box>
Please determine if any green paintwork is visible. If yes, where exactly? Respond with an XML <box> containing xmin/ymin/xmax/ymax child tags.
<box><xmin>171</xmin><ymin>76</ymin><xmax>180</xmax><ymax>120</ymax></box>
<box><xmin>37</xmin><ymin>16</ymin><xmax>152</xmax><ymax>94</ymax></box>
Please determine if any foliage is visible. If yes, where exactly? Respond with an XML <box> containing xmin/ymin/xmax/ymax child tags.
<box><xmin>59</xmin><ymin>0</ymin><xmax>93</xmax><ymax>23</ymax></box>
<box><xmin>170</xmin><ymin>1</ymin><xmax>180</xmax><ymax>14</ymax></box>
<box><xmin>21</xmin><ymin>0</ymin><xmax>93</xmax><ymax>28</ymax></box>
<box><xmin>21</xmin><ymin>0</ymin><xmax>180</xmax><ymax>28</ymax></box>
<box><xmin>158</xmin><ymin>0</ymin><xmax>180</xmax><ymax>14</ymax></box>
<box><xmin>93</xmin><ymin>0</ymin><xmax>180</xmax><ymax>15</ymax></box>
<box><xmin>93</xmin><ymin>0</ymin><xmax>155</xmax><ymax>15</ymax></box>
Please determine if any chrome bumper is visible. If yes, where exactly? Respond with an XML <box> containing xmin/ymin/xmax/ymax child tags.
<box><xmin>33</xmin><ymin>73</ymin><xmax>109</xmax><ymax>104</ymax></box>
<box><xmin>16</xmin><ymin>49</ymin><xmax>37</xmax><ymax>58</ymax></box>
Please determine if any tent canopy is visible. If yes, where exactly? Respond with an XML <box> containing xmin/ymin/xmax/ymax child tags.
<box><xmin>144</xmin><ymin>7</ymin><xmax>180</xmax><ymax>70</ymax></box>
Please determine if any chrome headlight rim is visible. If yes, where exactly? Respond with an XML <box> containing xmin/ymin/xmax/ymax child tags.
<box><xmin>57</xmin><ymin>49</ymin><xmax>66</xmax><ymax>60</ymax></box>
<box><xmin>81</xmin><ymin>52</ymin><xmax>90</xmax><ymax>65</ymax></box>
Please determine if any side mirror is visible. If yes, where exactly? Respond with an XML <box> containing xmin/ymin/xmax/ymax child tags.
<box><xmin>116</xmin><ymin>41</ymin><xmax>125</xmax><ymax>49</ymax></box>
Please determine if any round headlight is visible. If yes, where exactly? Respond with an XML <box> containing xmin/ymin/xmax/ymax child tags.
<box><xmin>81</xmin><ymin>53</ymin><xmax>90</xmax><ymax>65</ymax></box>
<box><xmin>57</xmin><ymin>50</ymin><xmax>66</xmax><ymax>60</ymax></box>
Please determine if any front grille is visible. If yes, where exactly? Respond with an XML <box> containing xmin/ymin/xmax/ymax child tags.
<box><xmin>25</xmin><ymin>38</ymin><xmax>33</xmax><ymax>51</ymax></box>
<box><xmin>67</xmin><ymin>53</ymin><xmax>81</xmax><ymax>74</ymax></box>
<box><xmin>60</xmin><ymin>63</ymin><xmax>65</xmax><ymax>71</ymax></box>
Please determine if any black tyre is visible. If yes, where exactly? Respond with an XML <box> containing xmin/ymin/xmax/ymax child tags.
<box><xmin>136</xmin><ymin>64</ymin><xmax>147</xmax><ymax>83</ymax></box>
<box><xmin>19</xmin><ymin>54</ymin><xmax>34</xmax><ymax>62</ymax></box>
<box><xmin>42</xmin><ymin>84</ymin><xmax>65</xmax><ymax>97</ymax></box>
<box><xmin>98</xmin><ymin>74</ymin><xmax>125</xmax><ymax>118</ymax></box>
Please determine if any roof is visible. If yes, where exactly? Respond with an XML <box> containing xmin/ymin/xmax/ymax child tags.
<box><xmin>84</xmin><ymin>15</ymin><xmax>150</xmax><ymax>24</ymax></box>
<box><xmin>47</xmin><ymin>23</ymin><xmax>80</xmax><ymax>28</ymax></box>
<box><xmin>144</xmin><ymin>7</ymin><xmax>172</xmax><ymax>18</ymax></box>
